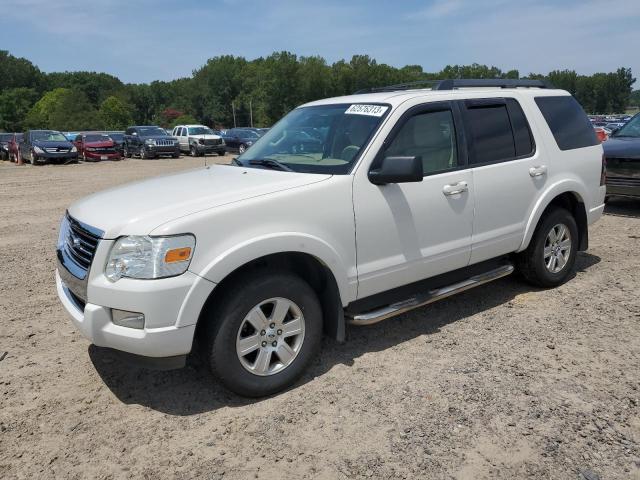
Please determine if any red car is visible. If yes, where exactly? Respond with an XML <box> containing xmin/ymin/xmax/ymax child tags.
<box><xmin>73</xmin><ymin>133</ymin><xmax>122</xmax><ymax>161</ymax></box>
<box><xmin>7</xmin><ymin>133</ymin><xmax>23</xmax><ymax>162</ymax></box>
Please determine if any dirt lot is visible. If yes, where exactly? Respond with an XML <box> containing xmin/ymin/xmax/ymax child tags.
<box><xmin>0</xmin><ymin>157</ymin><xmax>639</xmax><ymax>480</ymax></box>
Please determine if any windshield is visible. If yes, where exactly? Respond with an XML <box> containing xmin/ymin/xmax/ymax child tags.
<box><xmin>32</xmin><ymin>131</ymin><xmax>68</xmax><ymax>142</ymax></box>
<box><xmin>188</xmin><ymin>126</ymin><xmax>214</xmax><ymax>135</ymax></box>
<box><xmin>85</xmin><ymin>134</ymin><xmax>111</xmax><ymax>142</ymax></box>
<box><xmin>237</xmin><ymin>103</ymin><xmax>389</xmax><ymax>174</ymax></box>
<box><xmin>0</xmin><ymin>134</ymin><xmax>12</xmax><ymax>142</ymax></box>
<box><xmin>138</xmin><ymin>127</ymin><xmax>167</xmax><ymax>136</ymax></box>
<box><xmin>108</xmin><ymin>133</ymin><xmax>124</xmax><ymax>141</ymax></box>
<box><xmin>612</xmin><ymin>115</ymin><xmax>640</xmax><ymax>138</ymax></box>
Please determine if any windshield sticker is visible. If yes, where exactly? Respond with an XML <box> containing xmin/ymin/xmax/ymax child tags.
<box><xmin>345</xmin><ymin>104</ymin><xmax>388</xmax><ymax>117</ymax></box>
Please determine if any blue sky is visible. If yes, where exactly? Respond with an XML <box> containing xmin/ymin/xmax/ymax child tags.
<box><xmin>1</xmin><ymin>0</ymin><xmax>639</xmax><ymax>84</ymax></box>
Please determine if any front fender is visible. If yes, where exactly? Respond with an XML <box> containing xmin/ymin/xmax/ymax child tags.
<box><xmin>194</xmin><ymin>232</ymin><xmax>354</xmax><ymax>306</ymax></box>
<box><xmin>518</xmin><ymin>178</ymin><xmax>587</xmax><ymax>252</ymax></box>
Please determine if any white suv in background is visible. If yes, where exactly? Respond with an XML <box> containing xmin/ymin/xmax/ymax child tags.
<box><xmin>56</xmin><ymin>79</ymin><xmax>605</xmax><ymax>397</ymax></box>
<box><xmin>171</xmin><ymin>124</ymin><xmax>226</xmax><ymax>157</ymax></box>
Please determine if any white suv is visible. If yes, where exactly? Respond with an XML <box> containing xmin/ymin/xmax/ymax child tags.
<box><xmin>56</xmin><ymin>79</ymin><xmax>606</xmax><ymax>397</ymax></box>
<box><xmin>171</xmin><ymin>124</ymin><xmax>225</xmax><ymax>156</ymax></box>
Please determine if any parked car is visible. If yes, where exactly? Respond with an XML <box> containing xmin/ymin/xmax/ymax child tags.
<box><xmin>221</xmin><ymin>128</ymin><xmax>261</xmax><ymax>153</ymax></box>
<box><xmin>0</xmin><ymin>133</ymin><xmax>13</xmax><ymax>160</ymax></box>
<box><xmin>74</xmin><ymin>133</ymin><xmax>122</xmax><ymax>161</ymax></box>
<box><xmin>20</xmin><ymin>130</ymin><xmax>78</xmax><ymax>165</ymax></box>
<box><xmin>603</xmin><ymin>113</ymin><xmax>640</xmax><ymax>200</ymax></box>
<box><xmin>123</xmin><ymin>126</ymin><xmax>180</xmax><ymax>159</ymax></box>
<box><xmin>63</xmin><ymin>132</ymin><xmax>80</xmax><ymax>142</ymax></box>
<box><xmin>7</xmin><ymin>133</ymin><xmax>23</xmax><ymax>162</ymax></box>
<box><xmin>171</xmin><ymin>124</ymin><xmax>225</xmax><ymax>157</ymax></box>
<box><xmin>106</xmin><ymin>131</ymin><xmax>125</xmax><ymax>156</ymax></box>
<box><xmin>56</xmin><ymin>79</ymin><xmax>605</xmax><ymax>397</ymax></box>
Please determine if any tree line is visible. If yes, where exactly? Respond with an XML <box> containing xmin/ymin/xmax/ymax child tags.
<box><xmin>0</xmin><ymin>49</ymin><xmax>636</xmax><ymax>133</ymax></box>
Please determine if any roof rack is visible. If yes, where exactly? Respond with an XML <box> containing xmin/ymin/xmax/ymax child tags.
<box><xmin>354</xmin><ymin>78</ymin><xmax>554</xmax><ymax>94</ymax></box>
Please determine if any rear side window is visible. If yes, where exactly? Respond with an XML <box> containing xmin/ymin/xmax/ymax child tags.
<box><xmin>465</xmin><ymin>103</ymin><xmax>515</xmax><ymax>164</ymax></box>
<box><xmin>535</xmin><ymin>96</ymin><xmax>598</xmax><ymax>150</ymax></box>
<box><xmin>463</xmin><ymin>98</ymin><xmax>535</xmax><ymax>164</ymax></box>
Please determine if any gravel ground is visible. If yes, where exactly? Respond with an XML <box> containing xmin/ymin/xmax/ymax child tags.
<box><xmin>0</xmin><ymin>156</ymin><xmax>639</xmax><ymax>480</ymax></box>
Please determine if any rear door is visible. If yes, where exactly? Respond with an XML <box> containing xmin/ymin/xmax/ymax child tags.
<box><xmin>459</xmin><ymin>97</ymin><xmax>544</xmax><ymax>263</ymax></box>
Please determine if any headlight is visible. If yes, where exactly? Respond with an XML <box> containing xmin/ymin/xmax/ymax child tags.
<box><xmin>71</xmin><ymin>146</ymin><xmax>78</xmax><ymax>152</ymax></box>
<box><xmin>33</xmin><ymin>146</ymin><xmax>44</xmax><ymax>153</ymax></box>
<box><xmin>198</xmin><ymin>138</ymin><xmax>205</xmax><ymax>145</ymax></box>
<box><xmin>105</xmin><ymin>234</ymin><xmax>195</xmax><ymax>282</ymax></box>
<box><xmin>145</xmin><ymin>139</ymin><xmax>157</xmax><ymax>145</ymax></box>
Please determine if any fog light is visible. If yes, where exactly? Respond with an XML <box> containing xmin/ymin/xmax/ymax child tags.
<box><xmin>111</xmin><ymin>309</ymin><xmax>145</xmax><ymax>329</ymax></box>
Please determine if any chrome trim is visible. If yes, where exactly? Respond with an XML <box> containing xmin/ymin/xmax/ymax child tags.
<box><xmin>348</xmin><ymin>264</ymin><xmax>514</xmax><ymax>326</ymax></box>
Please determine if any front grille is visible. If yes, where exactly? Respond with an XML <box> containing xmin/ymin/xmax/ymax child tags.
<box><xmin>607</xmin><ymin>176</ymin><xmax>640</xmax><ymax>187</ymax></box>
<box><xmin>203</xmin><ymin>138</ymin><xmax>222</xmax><ymax>146</ymax></box>
<box><xmin>45</xmin><ymin>147</ymin><xmax>70</xmax><ymax>153</ymax></box>
<box><xmin>62</xmin><ymin>215</ymin><xmax>101</xmax><ymax>270</ymax></box>
<box><xmin>92</xmin><ymin>147</ymin><xmax>116</xmax><ymax>154</ymax></box>
<box><xmin>155</xmin><ymin>139</ymin><xmax>175</xmax><ymax>147</ymax></box>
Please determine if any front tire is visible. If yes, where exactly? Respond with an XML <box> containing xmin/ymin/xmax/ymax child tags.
<box><xmin>516</xmin><ymin>207</ymin><xmax>578</xmax><ymax>288</ymax></box>
<box><xmin>238</xmin><ymin>144</ymin><xmax>246</xmax><ymax>154</ymax></box>
<box><xmin>190</xmin><ymin>145</ymin><xmax>199</xmax><ymax>157</ymax></box>
<box><xmin>204</xmin><ymin>272</ymin><xmax>322</xmax><ymax>397</ymax></box>
<box><xmin>124</xmin><ymin>145</ymin><xmax>132</xmax><ymax>158</ymax></box>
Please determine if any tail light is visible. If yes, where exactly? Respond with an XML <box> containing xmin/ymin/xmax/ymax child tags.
<box><xmin>594</xmin><ymin>127</ymin><xmax>608</xmax><ymax>143</ymax></box>
<box><xmin>600</xmin><ymin>154</ymin><xmax>606</xmax><ymax>186</ymax></box>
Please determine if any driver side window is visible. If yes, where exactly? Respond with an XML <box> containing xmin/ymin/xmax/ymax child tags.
<box><xmin>386</xmin><ymin>109</ymin><xmax>458</xmax><ymax>175</ymax></box>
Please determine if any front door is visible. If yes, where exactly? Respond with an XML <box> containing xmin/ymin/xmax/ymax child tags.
<box><xmin>353</xmin><ymin>102</ymin><xmax>475</xmax><ymax>299</ymax></box>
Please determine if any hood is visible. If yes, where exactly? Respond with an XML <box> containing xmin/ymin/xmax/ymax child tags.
<box><xmin>189</xmin><ymin>134</ymin><xmax>222</xmax><ymax>140</ymax></box>
<box><xmin>85</xmin><ymin>140</ymin><xmax>114</xmax><ymax>148</ymax></box>
<box><xmin>603</xmin><ymin>136</ymin><xmax>640</xmax><ymax>158</ymax></box>
<box><xmin>34</xmin><ymin>140</ymin><xmax>73</xmax><ymax>148</ymax></box>
<box><xmin>68</xmin><ymin>164</ymin><xmax>331</xmax><ymax>238</ymax></box>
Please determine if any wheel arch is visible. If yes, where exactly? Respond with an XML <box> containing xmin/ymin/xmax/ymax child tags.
<box><xmin>195</xmin><ymin>251</ymin><xmax>347</xmax><ymax>344</ymax></box>
<box><xmin>520</xmin><ymin>184</ymin><xmax>589</xmax><ymax>252</ymax></box>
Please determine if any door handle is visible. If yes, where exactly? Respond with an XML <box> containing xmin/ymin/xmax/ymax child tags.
<box><xmin>529</xmin><ymin>165</ymin><xmax>547</xmax><ymax>177</ymax></box>
<box><xmin>443</xmin><ymin>181</ymin><xmax>468</xmax><ymax>196</ymax></box>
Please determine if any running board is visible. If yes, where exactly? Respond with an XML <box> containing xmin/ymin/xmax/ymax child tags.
<box><xmin>348</xmin><ymin>264</ymin><xmax>514</xmax><ymax>326</ymax></box>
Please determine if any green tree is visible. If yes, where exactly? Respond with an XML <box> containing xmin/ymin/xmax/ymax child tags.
<box><xmin>98</xmin><ymin>96</ymin><xmax>133</xmax><ymax>130</ymax></box>
<box><xmin>0</xmin><ymin>50</ymin><xmax>43</xmax><ymax>92</ymax></box>
<box><xmin>25</xmin><ymin>88</ymin><xmax>99</xmax><ymax>131</ymax></box>
<box><xmin>0</xmin><ymin>87</ymin><xmax>39</xmax><ymax>132</ymax></box>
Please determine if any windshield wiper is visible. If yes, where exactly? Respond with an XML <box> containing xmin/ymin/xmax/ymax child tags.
<box><xmin>248</xmin><ymin>159</ymin><xmax>294</xmax><ymax>172</ymax></box>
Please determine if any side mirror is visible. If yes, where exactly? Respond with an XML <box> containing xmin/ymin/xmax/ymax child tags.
<box><xmin>368</xmin><ymin>156</ymin><xmax>423</xmax><ymax>185</ymax></box>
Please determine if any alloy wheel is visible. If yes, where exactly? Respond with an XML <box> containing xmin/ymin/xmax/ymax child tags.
<box><xmin>544</xmin><ymin>223</ymin><xmax>572</xmax><ymax>274</ymax></box>
<box><xmin>235</xmin><ymin>297</ymin><xmax>305</xmax><ymax>376</ymax></box>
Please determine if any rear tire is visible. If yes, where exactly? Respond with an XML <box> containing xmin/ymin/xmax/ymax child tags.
<box><xmin>515</xmin><ymin>207</ymin><xmax>578</xmax><ymax>288</ymax></box>
<box><xmin>204</xmin><ymin>272</ymin><xmax>322</xmax><ymax>397</ymax></box>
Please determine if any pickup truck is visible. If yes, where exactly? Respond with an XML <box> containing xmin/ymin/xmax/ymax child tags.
<box><xmin>56</xmin><ymin>79</ymin><xmax>605</xmax><ymax>397</ymax></box>
<box><xmin>171</xmin><ymin>124</ymin><xmax>225</xmax><ymax>157</ymax></box>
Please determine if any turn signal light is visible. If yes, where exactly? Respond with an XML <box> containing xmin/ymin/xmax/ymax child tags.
<box><xmin>164</xmin><ymin>247</ymin><xmax>192</xmax><ymax>263</ymax></box>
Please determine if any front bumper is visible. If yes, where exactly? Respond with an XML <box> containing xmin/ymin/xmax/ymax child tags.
<box><xmin>196</xmin><ymin>144</ymin><xmax>225</xmax><ymax>154</ymax></box>
<box><xmin>37</xmin><ymin>152</ymin><xmax>78</xmax><ymax>160</ymax></box>
<box><xmin>143</xmin><ymin>144</ymin><xmax>180</xmax><ymax>156</ymax></box>
<box><xmin>57</xmin><ymin>270</ymin><xmax>198</xmax><ymax>358</ymax></box>
<box><xmin>84</xmin><ymin>151</ymin><xmax>122</xmax><ymax>160</ymax></box>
